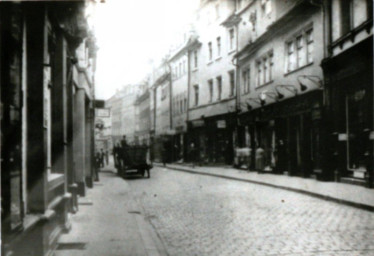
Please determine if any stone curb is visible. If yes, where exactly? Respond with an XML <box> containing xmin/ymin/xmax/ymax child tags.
<box><xmin>155</xmin><ymin>163</ymin><xmax>374</xmax><ymax>212</ymax></box>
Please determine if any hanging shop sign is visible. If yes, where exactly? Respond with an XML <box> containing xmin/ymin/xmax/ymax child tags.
<box><xmin>191</xmin><ymin>119</ymin><xmax>205</xmax><ymax>128</ymax></box>
<box><xmin>95</xmin><ymin>108</ymin><xmax>110</xmax><ymax>117</ymax></box>
<box><xmin>217</xmin><ymin>120</ymin><xmax>226</xmax><ymax>129</ymax></box>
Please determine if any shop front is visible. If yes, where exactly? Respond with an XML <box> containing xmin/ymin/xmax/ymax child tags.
<box><xmin>322</xmin><ymin>38</ymin><xmax>373</xmax><ymax>187</ymax></box>
<box><xmin>238</xmin><ymin>90</ymin><xmax>324</xmax><ymax>177</ymax></box>
<box><xmin>187</xmin><ymin>113</ymin><xmax>236</xmax><ymax>165</ymax></box>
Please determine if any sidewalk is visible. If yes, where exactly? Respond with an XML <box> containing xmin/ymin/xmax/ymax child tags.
<box><xmin>155</xmin><ymin>162</ymin><xmax>374</xmax><ymax>211</ymax></box>
<box><xmin>55</xmin><ymin>160</ymin><xmax>167</xmax><ymax>256</ymax></box>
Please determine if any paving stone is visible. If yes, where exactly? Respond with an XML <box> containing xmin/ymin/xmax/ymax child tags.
<box><xmin>129</xmin><ymin>167</ymin><xmax>374</xmax><ymax>256</ymax></box>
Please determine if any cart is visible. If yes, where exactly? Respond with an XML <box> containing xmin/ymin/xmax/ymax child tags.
<box><xmin>117</xmin><ymin>145</ymin><xmax>152</xmax><ymax>178</ymax></box>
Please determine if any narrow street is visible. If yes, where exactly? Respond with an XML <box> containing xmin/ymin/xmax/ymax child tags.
<box><xmin>128</xmin><ymin>166</ymin><xmax>374</xmax><ymax>256</ymax></box>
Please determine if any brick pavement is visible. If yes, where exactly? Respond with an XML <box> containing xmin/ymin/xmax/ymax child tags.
<box><xmin>129</xmin><ymin>167</ymin><xmax>374</xmax><ymax>256</ymax></box>
<box><xmin>157</xmin><ymin>163</ymin><xmax>374</xmax><ymax>211</ymax></box>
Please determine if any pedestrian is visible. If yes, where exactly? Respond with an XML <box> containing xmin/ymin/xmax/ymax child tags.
<box><xmin>190</xmin><ymin>142</ymin><xmax>196</xmax><ymax>168</ymax></box>
<box><xmin>100</xmin><ymin>148</ymin><xmax>105</xmax><ymax>168</ymax></box>
<box><xmin>255</xmin><ymin>144</ymin><xmax>265</xmax><ymax>172</ymax></box>
<box><xmin>94</xmin><ymin>151</ymin><xmax>100</xmax><ymax>181</ymax></box>
<box><xmin>105</xmin><ymin>149</ymin><xmax>109</xmax><ymax>165</ymax></box>
<box><xmin>161</xmin><ymin>142</ymin><xmax>167</xmax><ymax>166</ymax></box>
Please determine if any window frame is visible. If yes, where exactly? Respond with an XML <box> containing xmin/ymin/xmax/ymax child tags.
<box><xmin>208</xmin><ymin>42</ymin><xmax>213</xmax><ymax>61</ymax></box>
<box><xmin>193</xmin><ymin>84</ymin><xmax>199</xmax><ymax>106</ymax></box>
<box><xmin>228</xmin><ymin>70</ymin><xmax>235</xmax><ymax>97</ymax></box>
<box><xmin>208</xmin><ymin>79</ymin><xmax>214</xmax><ymax>102</ymax></box>
<box><xmin>216</xmin><ymin>76</ymin><xmax>222</xmax><ymax>100</ymax></box>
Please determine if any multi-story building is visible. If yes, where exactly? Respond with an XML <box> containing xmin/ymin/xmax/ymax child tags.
<box><xmin>187</xmin><ymin>0</ymin><xmax>237</xmax><ymax>164</ymax></box>
<box><xmin>234</xmin><ymin>0</ymin><xmax>325</xmax><ymax>177</ymax></box>
<box><xmin>150</xmin><ymin>60</ymin><xmax>172</xmax><ymax>162</ymax></box>
<box><xmin>168</xmin><ymin>31</ymin><xmax>192</xmax><ymax>162</ymax></box>
<box><xmin>106</xmin><ymin>84</ymin><xmax>139</xmax><ymax>145</ymax></box>
<box><xmin>321</xmin><ymin>0</ymin><xmax>373</xmax><ymax>187</ymax></box>
<box><xmin>134</xmin><ymin>82</ymin><xmax>151</xmax><ymax>145</ymax></box>
<box><xmin>1</xmin><ymin>1</ymin><xmax>97</xmax><ymax>255</ymax></box>
<box><xmin>94</xmin><ymin>99</ymin><xmax>112</xmax><ymax>152</ymax></box>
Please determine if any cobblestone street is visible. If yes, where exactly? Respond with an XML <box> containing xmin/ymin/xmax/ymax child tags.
<box><xmin>128</xmin><ymin>167</ymin><xmax>374</xmax><ymax>256</ymax></box>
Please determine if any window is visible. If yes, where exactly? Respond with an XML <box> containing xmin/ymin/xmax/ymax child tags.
<box><xmin>180</xmin><ymin>97</ymin><xmax>183</xmax><ymax>113</ymax></box>
<box><xmin>296</xmin><ymin>35</ymin><xmax>305</xmax><ymax>67</ymax></box>
<box><xmin>269</xmin><ymin>53</ymin><xmax>273</xmax><ymax>81</ymax></box>
<box><xmin>183</xmin><ymin>60</ymin><xmax>186</xmax><ymax>74</ymax></box>
<box><xmin>340</xmin><ymin>0</ymin><xmax>352</xmax><ymax>35</ymax></box>
<box><xmin>229</xmin><ymin>29</ymin><xmax>235</xmax><ymax>50</ymax></box>
<box><xmin>229</xmin><ymin>70</ymin><xmax>235</xmax><ymax>96</ymax></box>
<box><xmin>285</xmin><ymin>28</ymin><xmax>313</xmax><ymax>73</ymax></box>
<box><xmin>179</xmin><ymin>63</ymin><xmax>182</xmax><ymax>77</ymax></box>
<box><xmin>242</xmin><ymin>68</ymin><xmax>250</xmax><ymax>94</ymax></box>
<box><xmin>208</xmin><ymin>42</ymin><xmax>213</xmax><ymax>61</ymax></box>
<box><xmin>208</xmin><ymin>79</ymin><xmax>213</xmax><ymax>102</ymax></box>
<box><xmin>215</xmin><ymin>4</ymin><xmax>220</xmax><ymax>19</ymax></box>
<box><xmin>193</xmin><ymin>50</ymin><xmax>198</xmax><ymax>68</ymax></box>
<box><xmin>286</xmin><ymin>41</ymin><xmax>296</xmax><ymax>72</ymax></box>
<box><xmin>217</xmin><ymin>37</ymin><xmax>221</xmax><ymax>57</ymax></box>
<box><xmin>256</xmin><ymin>61</ymin><xmax>262</xmax><ymax>86</ymax></box>
<box><xmin>256</xmin><ymin>51</ymin><xmax>273</xmax><ymax>87</ymax></box>
<box><xmin>306</xmin><ymin>29</ymin><xmax>313</xmax><ymax>64</ymax></box>
<box><xmin>194</xmin><ymin>85</ymin><xmax>199</xmax><ymax>106</ymax></box>
<box><xmin>184</xmin><ymin>98</ymin><xmax>187</xmax><ymax>112</ymax></box>
<box><xmin>216</xmin><ymin>76</ymin><xmax>222</xmax><ymax>100</ymax></box>
<box><xmin>261</xmin><ymin>0</ymin><xmax>272</xmax><ymax>15</ymax></box>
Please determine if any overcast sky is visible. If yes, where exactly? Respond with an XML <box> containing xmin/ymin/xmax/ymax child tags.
<box><xmin>91</xmin><ymin>0</ymin><xmax>199</xmax><ymax>100</ymax></box>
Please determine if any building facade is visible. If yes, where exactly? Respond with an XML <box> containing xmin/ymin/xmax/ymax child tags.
<box><xmin>321</xmin><ymin>0</ymin><xmax>373</xmax><ymax>186</ymax></box>
<box><xmin>235</xmin><ymin>0</ymin><xmax>325</xmax><ymax>177</ymax></box>
<box><xmin>1</xmin><ymin>1</ymin><xmax>97</xmax><ymax>255</ymax></box>
<box><xmin>134</xmin><ymin>82</ymin><xmax>151</xmax><ymax>146</ymax></box>
<box><xmin>187</xmin><ymin>0</ymin><xmax>237</xmax><ymax>165</ymax></box>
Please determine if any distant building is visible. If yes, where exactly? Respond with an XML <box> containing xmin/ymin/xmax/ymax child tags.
<box><xmin>106</xmin><ymin>84</ymin><xmax>139</xmax><ymax>145</ymax></box>
<box><xmin>134</xmin><ymin>82</ymin><xmax>151</xmax><ymax>145</ymax></box>
<box><xmin>94</xmin><ymin>99</ymin><xmax>112</xmax><ymax>152</ymax></box>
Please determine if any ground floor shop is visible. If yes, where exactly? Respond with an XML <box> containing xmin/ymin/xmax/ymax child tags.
<box><xmin>238</xmin><ymin>90</ymin><xmax>324</xmax><ymax>177</ymax></box>
<box><xmin>187</xmin><ymin>113</ymin><xmax>236</xmax><ymax>165</ymax></box>
<box><xmin>322</xmin><ymin>37</ymin><xmax>373</xmax><ymax>187</ymax></box>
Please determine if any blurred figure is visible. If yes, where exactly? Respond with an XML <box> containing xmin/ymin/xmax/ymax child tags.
<box><xmin>100</xmin><ymin>149</ymin><xmax>105</xmax><ymax>168</ymax></box>
<box><xmin>105</xmin><ymin>149</ymin><xmax>109</xmax><ymax>165</ymax></box>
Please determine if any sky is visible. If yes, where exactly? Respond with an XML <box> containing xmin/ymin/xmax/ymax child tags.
<box><xmin>90</xmin><ymin>0</ymin><xmax>200</xmax><ymax>100</ymax></box>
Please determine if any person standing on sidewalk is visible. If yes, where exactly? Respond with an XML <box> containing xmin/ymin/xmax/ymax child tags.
<box><xmin>190</xmin><ymin>142</ymin><xmax>196</xmax><ymax>168</ymax></box>
<box><xmin>105</xmin><ymin>149</ymin><xmax>109</xmax><ymax>165</ymax></box>
<box><xmin>100</xmin><ymin>148</ymin><xmax>105</xmax><ymax>167</ymax></box>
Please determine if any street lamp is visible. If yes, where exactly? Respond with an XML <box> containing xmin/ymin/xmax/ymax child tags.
<box><xmin>297</xmin><ymin>75</ymin><xmax>324</xmax><ymax>91</ymax></box>
<box><xmin>275</xmin><ymin>84</ymin><xmax>298</xmax><ymax>99</ymax></box>
<box><xmin>258</xmin><ymin>91</ymin><xmax>278</xmax><ymax>106</ymax></box>
<box><xmin>245</xmin><ymin>98</ymin><xmax>261</xmax><ymax>111</ymax></box>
